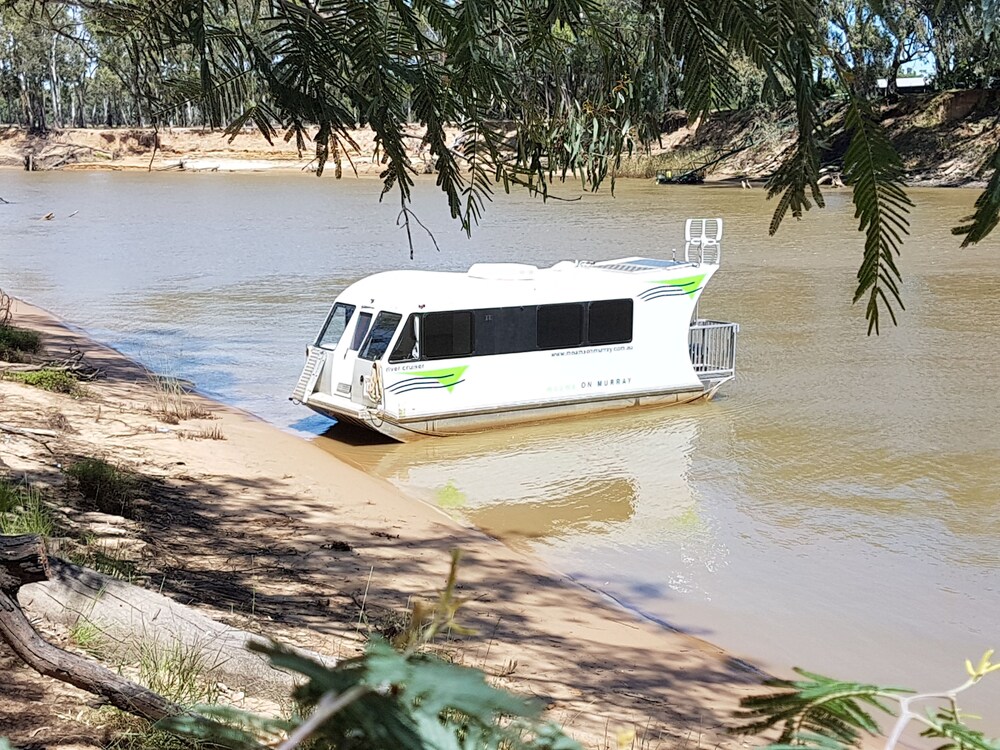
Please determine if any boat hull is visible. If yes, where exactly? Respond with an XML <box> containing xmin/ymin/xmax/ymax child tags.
<box><xmin>304</xmin><ymin>383</ymin><xmax>724</xmax><ymax>442</ymax></box>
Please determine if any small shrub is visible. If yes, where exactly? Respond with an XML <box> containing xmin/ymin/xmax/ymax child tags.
<box><xmin>0</xmin><ymin>478</ymin><xmax>55</xmax><ymax>536</ymax></box>
<box><xmin>65</xmin><ymin>458</ymin><xmax>138</xmax><ymax>517</ymax></box>
<box><xmin>46</xmin><ymin>409</ymin><xmax>73</xmax><ymax>432</ymax></box>
<box><xmin>0</xmin><ymin>324</ymin><xmax>41</xmax><ymax>360</ymax></box>
<box><xmin>7</xmin><ymin>368</ymin><xmax>82</xmax><ymax>394</ymax></box>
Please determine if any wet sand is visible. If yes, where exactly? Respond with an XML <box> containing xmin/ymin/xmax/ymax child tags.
<box><xmin>1</xmin><ymin>297</ymin><xmax>765</xmax><ymax>749</ymax></box>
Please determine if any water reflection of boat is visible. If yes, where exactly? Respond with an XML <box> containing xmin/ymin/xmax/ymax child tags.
<box><xmin>467</xmin><ymin>477</ymin><xmax>636</xmax><ymax>539</ymax></box>
<box><xmin>319</xmin><ymin>407</ymin><xmax>725</xmax><ymax>587</ymax></box>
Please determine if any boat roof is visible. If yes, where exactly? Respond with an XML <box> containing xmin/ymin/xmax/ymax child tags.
<box><xmin>338</xmin><ymin>257</ymin><xmax>706</xmax><ymax>312</ymax></box>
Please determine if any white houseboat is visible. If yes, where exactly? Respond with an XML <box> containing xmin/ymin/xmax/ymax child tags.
<box><xmin>292</xmin><ymin>218</ymin><xmax>739</xmax><ymax>441</ymax></box>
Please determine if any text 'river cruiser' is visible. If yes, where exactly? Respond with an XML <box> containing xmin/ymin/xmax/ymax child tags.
<box><xmin>292</xmin><ymin>218</ymin><xmax>739</xmax><ymax>441</ymax></box>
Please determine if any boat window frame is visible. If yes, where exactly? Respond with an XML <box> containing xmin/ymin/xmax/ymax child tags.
<box><xmin>388</xmin><ymin>314</ymin><xmax>420</xmax><ymax>363</ymax></box>
<box><xmin>315</xmin><ymin>302</ymin><xmax>356</xmax><ymax>351</ymax></box>
<box><xmin>358</xmin><ymin>311</ymin><xmax>403</xmax><ymax>361</ymax></box>
<box><xmin>422</xmin><ymin>310</ymin><xmax>475</xmax><ymax>360</ymax></box>
<box><xmin>536</xmin><ymin>302</ymin><xmax>585</xmax><ymax>350</ymax></box>
<box><xmin>587</xmin><ymin>299</ymin><xmax>634</xmax><ymax>345</ymax></box>
<box><xmin>350</xmin><ymin>311</ymin><xmax>374</xmax><ymax>352</ymax></box>
<box><xmin>377</xmin><ymin>297</ymin><xmax>634</xmax><ymax>362</ymax></box>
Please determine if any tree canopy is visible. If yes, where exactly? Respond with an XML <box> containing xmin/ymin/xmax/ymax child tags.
<box><xmin>2</xmin><ymin>0</ymin><xmax>999</xmax><ymax>332</ymax></box>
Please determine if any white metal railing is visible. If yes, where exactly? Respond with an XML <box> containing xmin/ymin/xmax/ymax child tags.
<box><xmin>684</xmin><ymin>217</ymin><xmax>723</xmax><ymax>265</ymax></box>
<box><xmin>688</xmin><ymin>319</ymin><xmax>739</xmax><ymax>381</ymax></box>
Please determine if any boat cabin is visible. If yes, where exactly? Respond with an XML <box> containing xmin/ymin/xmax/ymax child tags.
<box><xmin>292</xmin><ymin>218</ymin><xmax>739</xmax><ymax>441</ymax></box>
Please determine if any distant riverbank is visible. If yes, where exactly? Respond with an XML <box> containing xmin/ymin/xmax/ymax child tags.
<box><xmin>0</xmin><ymin>123</ymin><xmax>455</xmax><ymax>176</ymax></box>
<box><xmin>4</xmin><ymin>90</ymin><xmax>996</xmax><ymax>187</ymax></box>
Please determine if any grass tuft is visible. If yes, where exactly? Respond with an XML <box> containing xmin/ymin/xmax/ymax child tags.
<box><xmin>0</xmin><ymin>477</ymin><xmax>55</xmax><ymax>536</ymax></box>
<box><xmin>6</xmin><ymin>368</ymin><xmax>83</xmax><ymax>394</ymax></box>
<box><xmin>69</xmin><ymin>538</ymin><xmax>141</xmax><ymax>582</ymax></box>
<box><xmin>65</xmin><ymin>458</ymin><xmax>138</xmax><ymax>517</ymax></box>
<box><xmin>100</xmin><ymin>640</ymin><xmax>220</xmax><ymax>750</ymax></box>
<box><xmin>69</xmin><ymin>617</ymin><xmax>106</xmax><ymax>657</ymax></box>
<box><xmin>137</xmin><ymin>640</ymin><xmax>220</xmax><ymax>707</ymax></box>
<box><xmin>148</xmin><ymin>376</ymin><xmax>213</xmax><ymax>424</ymax></box>
<box><xmin>178</xmin><ymin>425</ymin><xmax>225</xmax><ymax>441</ymax></box>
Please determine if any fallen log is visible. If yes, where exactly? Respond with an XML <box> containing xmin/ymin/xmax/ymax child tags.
<box><xmin>18</xmin><ymin>539</ymin><xmax>325</xmax><ymax>699</ymax></box>
<box><xmin>0</xmin><ymin>534</ymin><xmax>182</xmax><ymax>721</ymax></box>
<box><xmin>3</xmin><ymin>533</ymin><xmax>330</xmax><ymax>746</ymax></box>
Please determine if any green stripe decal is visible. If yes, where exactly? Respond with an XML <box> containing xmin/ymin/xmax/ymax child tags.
<box><xmin>655</xmin><ymin>274</ymin><xmax>706</xmax><ymax>296</ymax></box>
<box><xmin>402</xmin><ymin>366</ymin><xmax>468</xmax><ymax>391</ymax></box>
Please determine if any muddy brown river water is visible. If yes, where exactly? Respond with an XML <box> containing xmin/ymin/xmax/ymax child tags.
<box><xmin>2</xmin><ymin>170</ymin><xmax>998</xmax><ymax>728</ymax></box>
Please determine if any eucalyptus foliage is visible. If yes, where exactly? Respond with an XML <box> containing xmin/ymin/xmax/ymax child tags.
<box><xmin>165</xmin><ymin>639</ymin><xmax>580</xmax><ymax>750</ymax></box>
<box><xmin>737</xmin><ymin>653</ymin><xmax>1000</xmax><ymax>750</ymax></box>
<box><xmin>4</xmin><ymin>0</ymin><xmax>1000</xmax><ymax>331</ymax></box>
<box><xmin>161</xmin><ymin>551</ymin><xmax>580</xmax><ymax>750</ymax></box>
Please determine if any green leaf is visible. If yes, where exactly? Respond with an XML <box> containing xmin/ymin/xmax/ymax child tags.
<box><xmin>953</xmin><ymin>141</ymin><xmax>1000</xmax><ymax>247</ymax></box>
<box><xmin>736</xmin><ymin>669</ymin><xmax>905</xmax><ymax>746</ymax></box>
<box><xmin>841</xmin><ymin>92</ymin><xmax>913</xmax><ymax>335</ymax></box>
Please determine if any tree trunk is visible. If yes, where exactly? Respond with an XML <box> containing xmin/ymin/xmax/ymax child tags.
<box><xmin>50</xmin><ymin>35</ymin><xmax>59</xmax><ymax>127</ymax></box>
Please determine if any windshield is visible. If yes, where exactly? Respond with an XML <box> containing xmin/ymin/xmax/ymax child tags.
<box><xmin>359</xmin><ymin>312</ymin><xmax>402</xmax><ymax>361</ymax></box>
<box><xmin>316</xmin><ymin>303</ymin><xmax>356</xmax><ymax>350</ymax></box>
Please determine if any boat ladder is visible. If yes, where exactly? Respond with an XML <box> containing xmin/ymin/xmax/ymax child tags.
<box><xmin>290</xmin><ymin>347</ymin><xmax>326</xmax><ymax>403</ymax></box>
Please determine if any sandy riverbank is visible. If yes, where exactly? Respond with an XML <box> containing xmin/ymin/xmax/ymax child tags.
<box><xmin>0</xmin><ymin>297</ymin><xmax>766</xmax><ymax>749</ymax></box>
<box><xmin>0</xmin><ymin>125</ymin><xmax>451</xmax><ymax>175</ymax></box>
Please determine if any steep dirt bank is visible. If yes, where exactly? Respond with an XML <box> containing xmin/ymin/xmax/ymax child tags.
<box><xmin>644</xmin><ymin>89</ymin><xmax>1000</xmax><ymax>186</ymax></box>
<box><xmin>4</xmin><ymin>89</ymin><xmax>997</xmax><ymax>186</ymax></box>
<box><xmin>0</xmin><ymin>298</ymin><xmax>765</xmax><ymax>750</ymax></box>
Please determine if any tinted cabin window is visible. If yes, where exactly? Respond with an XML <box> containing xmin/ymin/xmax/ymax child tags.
<box><xmin>423</xmin><ymin>311</ymin><xmax>474</xmax><ymax>359</ymax></box>
<box><xmin>350</xmin><ymin>311</ymin><xmax>373</xmax><ymax>351</ymax></box>
<box><xmin>477</xmin><ymin>306</ymin><xmax>537</xmax><ymax>355</ymax></box>
<box><xmin>359</xmin><ymin>312</ymin><xmax>402</xmax><ymax>360</ymax></box>
<box><xmin>588</xmin><ymin>299</ymin><xmax>633</xmax><ymax>344</ymax></box>
<box><xmin>537</xmin><ymin>303</ymin><xmax>584</xmax><ymax>349</ymax></box>
<box><xmin>389</xmin><ymin>314</ymin><xmax>419</xmax><ymax>363</ymax></box>
<box><xmin>316</xmin><ymin>303</ymin><xmax>355</xmax><ymax>350</ymax></box>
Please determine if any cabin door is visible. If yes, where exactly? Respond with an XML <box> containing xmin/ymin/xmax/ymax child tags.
<box><xmin>350</xmin><ymin>311</ymin><xmax>402</xmax><ymax>407</ymax></box>
<box><xmin>350</xmin><ymin>359</ymin><xmax>374</xmax><ymax>406</ymax></box>
<box><xmin>320</xmin><ymin>309</ymin><xmax>371</xmax><ymax>400</ymax></box>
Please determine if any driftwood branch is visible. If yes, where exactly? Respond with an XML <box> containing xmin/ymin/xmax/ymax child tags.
<box><xmin>1</xmin><ymin>349</ymin><xmax>104</xmax><ymax>381</ymax></box>
<box><xmin>0</xmin><ymin>423</ymin><xmax>59</xmax><ymax>438</ymax></box>
<box><xmin>0</xmin><ymin>535</ymin><xmax>194</xmax><ymax>723</ymax></box>
<box><xmin>0</xmin><ymin>423</ymin><xmax>56</xmax><ymax>454</ymax></box>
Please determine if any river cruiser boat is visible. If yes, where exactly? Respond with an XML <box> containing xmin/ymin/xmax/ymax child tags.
<box><xmin>292</xmin><ymin>218</ymin><xmax>739</xmax><ymax>441</ymax></box>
